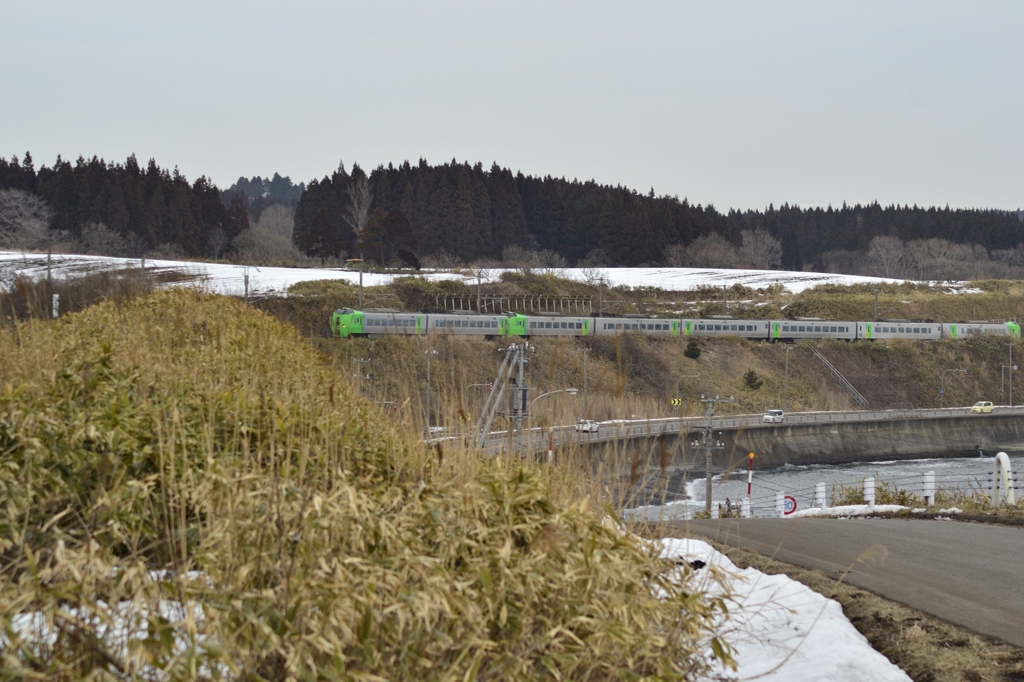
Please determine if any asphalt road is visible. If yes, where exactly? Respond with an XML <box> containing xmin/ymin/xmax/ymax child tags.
<box><xmin>671</xmin><ymin>518</ymin><xmax>1024</xmax><ymax>648</ymax></box>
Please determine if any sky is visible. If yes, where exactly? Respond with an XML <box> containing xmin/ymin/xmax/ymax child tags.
<box><xmin>3</xmin><ymin>1</ymin><xmax>1022</xmax><ymax>212</ymax></box>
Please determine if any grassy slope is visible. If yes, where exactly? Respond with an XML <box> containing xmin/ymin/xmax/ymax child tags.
<box><xmin>0</xmin><ymin>289</ymin><xmax>730</xmax><ymax>681</ymax></box>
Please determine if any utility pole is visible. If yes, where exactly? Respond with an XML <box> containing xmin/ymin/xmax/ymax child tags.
<box><xmin>873</xmin><ymin>288</ymin><xmax>879</xmax><ymax>321</ymax></box>
<box><xmin>577</xmin><ymin>346</ymin><xmax>591</xmax><ymax>416</ymax></box>
<box><xmin>424</xmin><ymin>350</ymin><xmax>438</xmax><ymax>436</ymax></box>
<box><xmin>722</xmin><ymin>285</ymin><xmax>727</xmax><ymax>316</ymax></box>
<box><xmin>477</xmin><ymin>272</ymin><xmax>482</xmax><ymax>312</ymax></box>
<box><xmin>689</xmin><ymin>394</ymin><xmax>734</xmax><ymax>512</ymax></box>
<box><xmin>353</xmin><ymin>358</ymin><xmax>371</xmax><ymax>396</ymax></box>
<box><xmin>783</xmin><ymin>346</ymin><xmax>791</xmax><ymax>412</ymax></box>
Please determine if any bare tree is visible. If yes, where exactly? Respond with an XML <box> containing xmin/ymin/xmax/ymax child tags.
<box><xmin>253</xmin><ymin>204</ymin><xmax>295</xmax><ymax>240</ymax></box>
<box><xmin>206</xmin><ymin>227</ymin><xmax>229</xmax><ymax>260</ymax></box>
<box><xmin>740</xmin><ymin>228</ymin><xmax>782</xmax><ymax>269</ymax></box>
<box><xmin>232</xmin><ymin>206</ymin><xmax>305</xmax><ymax>265</ymax></box>
<box><xmin>904</xmin><ymin>238</ymin><xmax>989</xmax><ymax>281</ymax></box>
<box><xmin>343</xmin><ymin>174</ymin><xmax>373</xmax><ymax>256</ymax></box>
<box><xmin>819</xmin><ymin>249</ymin><xmax>867</xmax><ymax>275</ymax></box>
<box><xmin>78</xmin><ymin>221</ymin><xmax>128</xmax><ymax>256</ymax></box>
<box><xmin>663</xmin><ymin>243</ymin><xmax>686</xmax><ymax>267</ymax></box>
<box><xmin>501</xmin><ymin>244</ymin><xmax>567</xmax><ymax>274</ymax></box>
<box><xmin>0</xmin><ymin>188</ymin><xmax>57</xmax><ymax>249</ymax></box>
<box><xmin>681</xmin><ymin>233</ymin><xmax>740</xmax><ymax>268</ymax></box>
<box><xmin>867</xmin><ymin>235</ymin><xmax>905</xmax><ymax>277</ymax></box>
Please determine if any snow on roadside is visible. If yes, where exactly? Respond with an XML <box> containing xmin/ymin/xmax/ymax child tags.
<box><xmin>663</xmin><ymin>537</ymin><xmax>911</xmax><ymax>682</ymax></box>
<box><xmin>789</xmin><ymin>504</ymin><xmax>907</xmax><ymax>518</ymax></box>
<box><xmin>0</xmin><ymin>251</ymin><xmax>908</xmax><ymax>296</ymax></box>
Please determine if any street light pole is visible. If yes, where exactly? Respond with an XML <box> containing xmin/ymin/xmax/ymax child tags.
<box><xmin>527</xmin><ymin>388</ymin><xmax>578</xmax><ymax>452</ymax></box>
<box><xmin>940</xmin><ymin>367</ymin><xmax>965</xmax><ymax>409</ymax></box>
<box><xmin>1007</xmin><ymin>343</ymin><xmax>1014</xmax><ymax>408</ymax></box>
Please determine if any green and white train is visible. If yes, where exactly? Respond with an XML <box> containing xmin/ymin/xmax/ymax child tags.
<box><xmin>331</xmin><ymin>308</ymin><xmax>1020</xmax><ymax>342</ymax></box>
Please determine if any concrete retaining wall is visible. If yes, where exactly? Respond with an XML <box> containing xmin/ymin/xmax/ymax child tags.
<box><xmin>716</xmin><ymin>414</ymin><xmax>1024</xmax><ymax>471</ymax></box>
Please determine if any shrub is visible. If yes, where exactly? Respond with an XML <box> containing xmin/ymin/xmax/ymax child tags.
<box><xmin>684</xmin><ymin>338</ymin><xmax>702</xmax><ymax>359</ymax></box>
<box><xmin>0</xmin><ymin>290</ymin><xmax>730</xmax><ymax>680</ymax></box>
<box><xmin>743</xmin><ymin>369</ymin><xmax>763</xmax><ymax>390</ymax></box>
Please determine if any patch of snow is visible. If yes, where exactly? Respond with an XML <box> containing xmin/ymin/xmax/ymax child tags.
<box><xmin>937</xmin><ymin>507</ymin><xmax>963</xmax><ymax>514</ymax></box>
<box><xmin>0</xmin><ymin>251</ymin><xmax>911</xmax><ymax>297</ymax></box>
<box><xmin>661</xmin><ymin>538</ymin><xmax>911</xmax><ymax>682</ymax></box>
<box><xmin>788</xmin><ymin>504</ymin><xmax>906</xmax><ymax>518</ymax></box>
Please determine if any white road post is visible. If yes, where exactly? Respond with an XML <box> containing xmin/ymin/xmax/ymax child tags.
<box><xmin>993</xmin><ymin>452</ymin><xmax>1015</xmax><ymax>507</ymax></box>
<box><xmin>710</xmin><ymin>505</ymin><xmax>719</xmax><ymax>519</ymax></box>
<box><xmin>51</xmin><ymin>293</ymin><xmax>59</xmax><ymax>319</ymax></box>
<box><xmin>864</xmin><ymin>477</ymin><xmax>876</xmax><ymax>509</ymax></box>
<box><xmin>815</xmin><ymin>482</ymin><xmax>827</xmax><ymax>510</ymax></box>
<box><xmin>741</xmin><ymin>499</ymin><xmax>751</xmax><ymax>518</ymax></box>
<box><xmin>922</xmin><ymin>471</ymin><xmax>936</xmax><ymax>506</ymax></box>
<box><xmin>775</xmin><ymin>492</ymin><xmax>785</xmax><ymax>518</ymax></box>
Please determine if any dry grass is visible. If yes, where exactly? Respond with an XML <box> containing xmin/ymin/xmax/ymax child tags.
<box><xmin>0</xmin><ymin>289</ymin><xmax>732</xmax><ymax>680</ymax></box>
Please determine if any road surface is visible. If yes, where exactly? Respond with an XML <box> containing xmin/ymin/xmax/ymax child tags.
<box><xmin>671</xmin><ymin>518</ymin><xmax>1024</xmax><ymax>648</ymax></box>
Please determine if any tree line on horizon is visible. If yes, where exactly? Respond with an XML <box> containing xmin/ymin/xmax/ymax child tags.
<box><xmin>2</xmin><ymin>151</ymin><xmax>1023</xmax><ymax>279</ymax></box>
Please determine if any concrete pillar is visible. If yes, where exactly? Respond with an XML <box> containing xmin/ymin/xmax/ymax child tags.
<box><xmin>775</xmin><ymin>492</ymin><xmax>785</xmax><ymax>518</ymax></box>
<box><xmin>864</xmin><ymin>477</ymin><xmax>875</xmax><ymax>509</ymax></box>
<box><xmin>741</xmin><ymin>499</ymin><xmax>751</xmax><ymax>518</ymax></box>
<box><xmin>710</xmin><ymin>506</ymin><xmax>719</xmax><ymax>519</ymax></box>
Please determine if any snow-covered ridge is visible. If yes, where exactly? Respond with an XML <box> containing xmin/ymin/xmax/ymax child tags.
<box><xmin>0</xmin><ymin>250</ymin><xmax>906</xmax><ymax>297</ymax></box>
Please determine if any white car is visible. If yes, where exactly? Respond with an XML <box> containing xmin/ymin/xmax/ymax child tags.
<box><xmin>575</xmin><ymin>419</ymin><xmax>600</xmax><ymax>433</ymax></box>
<box><xmin>763</xmin><ymin>409</ymin><xmax>784</xmax><ymax>424</ymax></box>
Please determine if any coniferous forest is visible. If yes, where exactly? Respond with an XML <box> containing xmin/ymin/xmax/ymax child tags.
<box><xmin>2</xmin><ymin>152</ymin><xmax>1023</xmax><ymax>276</ymax></box>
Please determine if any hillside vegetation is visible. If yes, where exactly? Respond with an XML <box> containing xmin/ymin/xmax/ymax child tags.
<box><xmin>0</xmin><ymin>289</ymin><xmax>730</xmax><ymax>680</ymax></box>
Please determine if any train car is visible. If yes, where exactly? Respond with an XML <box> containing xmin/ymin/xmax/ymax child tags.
<box><xmin>526</xmin><ymin>315</ymin><xmax>595</xmax><ymax>337</ymax></box>
<box><xmin>942</xmin><ymin>321</ymin><xmax>1020</xmax><ymax>339</ymax></box>
<box><xmin>857</xmin><ymin>322</ymin><xmax>941</xmax><ymax>341</ymax></box>
<box><xmin>352</xmin><ymin>310</ymin><xmax>428</xmax><ymax>337</ymax></box>
<box><xmin>771</xmin><ymin>320</ymin><xmax>857</xmax><ymax>342</ymax></box>
<box><xmin>592</xmin><ymin>317</ymin><xmax>680</xmax><ymax>336</ymax></box>
<box><xmin>686</xmin><ymin>319</ymin><xmax>770</xmax><ymax>340</ymax></box>
<box><xmin>331</xmin><ymin>309</ymin><xmax>529</xmax><ymax>338</ymax></box>
<box><xmin>427</xmin><ymin>312</ymin><xmax>505</xmax><ymax>336</ymax></box>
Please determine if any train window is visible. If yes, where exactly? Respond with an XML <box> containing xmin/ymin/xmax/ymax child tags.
<box><xmin>830</xmin><ymin>326</ymin><xmax>836</xmax><ymax>332</ymax></box>
<box><xmin>913</xmin><ymin>327</ymin><xmax>919</xmax><ymax>333</ymax></box>
<box><xmin>561</xmin><ymin>322</ymin><xmax>567</xmax><ymax>329</ymax></box>
<box><xmin>713</xmin><ymin>325</ymin><xmax>720</xmax><ymax>331</ymax></box>
<box><xmin>698</xmin><ymin>324</ymin><xmax>705</xmax><ymax>330</ymax></box>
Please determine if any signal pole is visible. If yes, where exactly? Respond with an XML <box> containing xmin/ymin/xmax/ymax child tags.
<box><xmin>689</xmin><ymin>394</ymin><xmax>734</xmax><ymax>512</ymax></box>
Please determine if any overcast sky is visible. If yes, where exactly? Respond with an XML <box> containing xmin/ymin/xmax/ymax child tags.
<box><xmin>3</xmin><ymin>1</ymin><xmax>1021</xmax><ymax>211</ymax></box>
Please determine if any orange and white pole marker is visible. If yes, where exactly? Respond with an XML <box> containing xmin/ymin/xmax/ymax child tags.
<box><xmin>746</xmin><ymin>452</ymin><xmax>754</xmax><ymax>500</ymax></box>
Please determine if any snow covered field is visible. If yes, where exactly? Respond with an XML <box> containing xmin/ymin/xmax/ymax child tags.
<box><xmin>665</xmin><ymin>538</ymin><xmax>911</xmax><ymax>681</ymax></box>
<box><xmin>0</xmin><ymin>250</ymin><xmax>904</xmax><ymax>297</ymax></box>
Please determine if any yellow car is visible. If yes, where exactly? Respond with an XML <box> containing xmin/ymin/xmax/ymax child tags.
<box><xmin>970</xmin><ymin>401</ymin><xmax>994</xmax><ymax>414</ymax></box>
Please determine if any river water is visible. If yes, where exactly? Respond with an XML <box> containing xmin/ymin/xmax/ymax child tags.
<box><xmin>629</xmin><ymin>452</ymin><xmax>1024</xmax><ymax>520</ymax></box>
